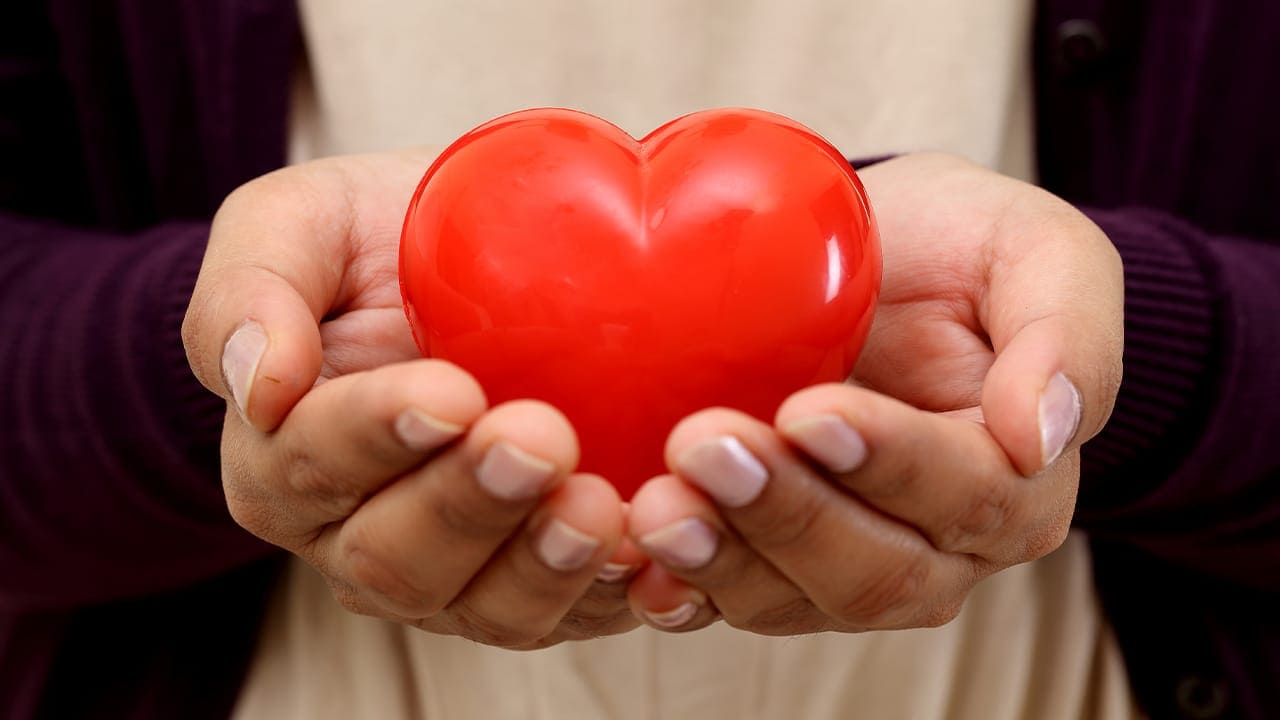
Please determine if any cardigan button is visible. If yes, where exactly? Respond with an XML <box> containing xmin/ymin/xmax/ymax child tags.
<box><xmin>1174</xmin><ymin>674</ymin><xmax>1230</xmax><ymax>719</ymax></box>
<box><xmin>1053</xmin><ymin>19</ymin><xmax>1108</xmax><ymax>78</ymax></box>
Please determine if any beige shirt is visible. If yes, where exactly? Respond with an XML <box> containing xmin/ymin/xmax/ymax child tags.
<box><xmin>243</xmin><ymin>1</ymin><xmax>1138</xmax><ymax>718</ymax></box>
<box><xmin>237</xmin><ymin>536</ymin><xmax>1133</xmax><ymax>720</ymax></box>
<box><xmin>288</xmin><ymin>0</ymin><xmax>1035</xmax><ymax>180</ymax></box>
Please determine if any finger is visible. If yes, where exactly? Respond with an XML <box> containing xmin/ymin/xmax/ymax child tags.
<box><xmin>666</xmin><ymin>408</ymin><xmax>979</xmax><ymax>630</ymax></box>
<box><xmin>520</xmin><ymin>525</ymin><xmax>650</xmax><ymax>645</ymax></box>
<box><xmin>221</xmin><ymin>359</ymin><xmax>487</xmax><ymax>545</ymax></box>
<box><xmin>980</xmin><ymin>205</ymin><xmax>1124</xmax><ymax>474</ymax></box>
<box><xmin>629</xmin><ymin>474</ymin><xmax>821</xmax><ymax>635</ymax></box>
<box><xmin>326</xmin><ymin>401</ymin><xmax>579</xmax><ymax>618</ymax></box>
<box><xmin>627</xmin><ymin>563</ymin><xmax>721</xmax><ymax>633</ymax></box>
<box><xmin>545</xmin><ymin>568</ymin><xmax>644</xmax><ymax>643</ymax></box>
<box><xmin>596</xmin><ymin>527</ymin><xmax>648</xmax><ymax>585</ymax></box>
<box><xmin>182</xmin><ymin>166</ymin><xmax>356</xmax><ymax>430</ymax></box>
<box><xmin>317</xmin><ymin>307</ymin><xmax>422</xmax><ymax>378</ymax></box>
<box><xmin>438</xmin><ymin>474</ymin><xmax>626</xmax><ymax>648</ymax></box>
<box><xmin>776</xmin><ymin>384</ymin><xmax>1071</xmax><ymax>562</ymax></box>
<box><xmin>185</xmin><ymin>272</ymin><xmax>325</xmax><ymax>431</ymax></box>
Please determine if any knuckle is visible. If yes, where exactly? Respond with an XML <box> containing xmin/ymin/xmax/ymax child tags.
<box><xmin>431</xmin><ymin>490</ymin><xmax>512</xmax><ymax>543</ymax></box>
<box><xmin>281</xmin><ymin>439</ymin><xmax>361</xmax><ymax>520</ymax></box>
<box><xmin>846</xmin><ymin>461</ymin><xmax>914</xmax><ymax>501</ymax></box>
<box><xmin>221</xmin><ymin>457</ymin><xmax>277</xmax><ymax>539</ymax></box>
<box><xmin>916</xmin><ymin>594</ymin><xmax>968</xmax><ymax>629</ymax></box>
<box><xmin>836</xmin><ymin>555</ymin><xmax>931</xmax><ymax>627</ymax></box>
<box><xmin>223</xmin><ymin>488</ymin><xmax>271</xmax><ymax>539</ymax></box>
<box><xmin>1021</xmin><ymin>515</ymin><xmax>1073</xmax><ymax>562</ymax></box>
<box><xmin>343</xmin><ymin>529</ymin><xmax>442</xmax><ymax>617</ymax></box>
<box><xmin>556</xmin><ymin>607</ymin><xmax>638</xmax><ymax>641</ymax></box>
<box><xmin>738</xmin><ymin>598</ymin><xmax>830</xmax><ymax>636</ymax></box>
<box><xmin>504</xmin><ymin>635</ymin><xmax>561</xmax><ymax>651</ymax></box>
<box><xmin>326</xmin><ymin>578</ymin><xmax>378</xmax><ymax>618</ymax></box>
<box><xmin>447</xmin><ymin>602</ymin><xmax>548</xmax><ymax>649</ymax></box>
<box><xmin>747</xmin><ymin>482</ymin><xmax>828</xmax><ymax>551</ymax></box>
<box><xmin>848</xmin><ymin>434</ymin><xmax>927</xmax><ymax>501</ymax></box>
<box><xmin>935</xmin><ymin>479</ymin><xmax>1019</xmax><ymax>552</ymax></box>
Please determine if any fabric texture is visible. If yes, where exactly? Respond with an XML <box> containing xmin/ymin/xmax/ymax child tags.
<box><xmin>233</xmin><ymin>536</ymin><xmax>1135</xmax><ymax>720</ymax></box>
<box><xmin>1</xmin><ymin>1</ymin><xmax>1277</xmax><ymax>718</ymax></box>
<box><xmin>289</xmin><ymin>0</ymin><xmax>1036</xmax><ymax>182</ymax></box>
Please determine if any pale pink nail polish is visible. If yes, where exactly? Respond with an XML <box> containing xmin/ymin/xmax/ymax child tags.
<box><xmin>595</xmin><ymin>562</ymin><xmax>634</xmax><ymax>583</ymax></box>
<box><xmin>394</xmin><ymin>408</ymin><xmax>463</xmax><ymax>452</ymax></box>
<box><xmin>639</xmin><ymin>517</ymin><xmax>718</xmax><ymax>569</ymax></box>
<box><xmin>1039</xmin><ymin>372</ymin><xmax>1082</xmax><ymax>466</ymax></box>
<box><xmin>644</xmin><ymin>601</ymin><xmax>700</xmax><ymax>629</ymax></box>
<box><xmin>475</xmin><ymin>441</ymin><xmax>555</xmax><ymax>501</ymax></box>
<box><xmin>676</xmin><ymin>437</ymin><xmax>768</xmax><ymax>508</ymax></box>
<box><xmin>535</xmin><ymin>519</ymin><xmax>600</xmax><ymax>572</ymax></box>
<box><xmin>221</xmin><ymin>320</ymin><xmax>267</xmax><ymax>420</ymax></box>
<box><xmin>783</xmin><ymin>414</ymin><xmax>867</xmax><ymax>473</ymax></box>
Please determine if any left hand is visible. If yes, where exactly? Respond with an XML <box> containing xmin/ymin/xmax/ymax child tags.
<box><xmin>623</xmin><ymin>153</ymin><xmax>1123</xmax><ymax>633</ymax></box>
<box><xmin>183</xmin><ymin>150</ymin><xmax>641</xmax><ymax>648</ymax></box>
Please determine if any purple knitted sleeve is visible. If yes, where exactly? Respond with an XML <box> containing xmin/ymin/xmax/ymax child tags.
<box><xmin>1075</xmin><ymin>207</ymin><xmax>1280</xmax><ymax>591</ymax></box>
<box><xmin>0</xmin><ymin>213</ymin><xmax>274</xmax><ymax>610</ymax></box>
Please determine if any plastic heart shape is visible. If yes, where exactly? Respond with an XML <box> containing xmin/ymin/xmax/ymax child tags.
<box><xmin>400</xmin><ymin>108</ymin><xmax>880</xmax><ymax>499</ymax></box>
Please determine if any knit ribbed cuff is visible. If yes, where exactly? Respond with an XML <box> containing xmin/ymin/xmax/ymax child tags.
<box><xmin>1075</xmin><ymin>207</ymin><xmax>1222</xmax><ymax>524</ymax></box>
<box><xmin>152</xmin><ymin>222</ymin><xmax>228</xmax><ymax>488</ymax></box>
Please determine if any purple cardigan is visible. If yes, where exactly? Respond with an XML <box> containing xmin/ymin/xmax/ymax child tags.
<box><xmin>2</xmin><ymin>1</ymin><xmax>1278</xmax><ymax>717</ymax></box>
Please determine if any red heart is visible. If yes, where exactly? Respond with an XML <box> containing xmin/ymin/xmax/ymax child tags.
<box><xmin>400</xmin><ymin>108</ymin><xmax>880</xmax><ymax>499</ymax></box>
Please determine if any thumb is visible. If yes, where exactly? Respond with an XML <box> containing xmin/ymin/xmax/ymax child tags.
<box><xmin>184</xmin><ymin>266</ymin><xmax>323</xmax><ymax>432</ymax></box>
<box><xmin>980</xmin><ymin>217</ymin><xmax>1124</xmax><ymax>476</ymax></box>
<box><xmin>182</xmin><ymin>169</ymin><xmax>355</xmax><ymax>431</ymax></box>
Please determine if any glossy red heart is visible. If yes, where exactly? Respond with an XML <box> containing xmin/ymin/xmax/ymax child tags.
<box><xmin>400</xmin><ymin>108</ymin><xmax>880</xmax><ymax>499</ymax></box>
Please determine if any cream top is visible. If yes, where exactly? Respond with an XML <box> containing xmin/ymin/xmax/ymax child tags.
<box><xmin>288</xmin><ymin>0</ymin><xmax>1035</xmax><ymax>181</ymax></box>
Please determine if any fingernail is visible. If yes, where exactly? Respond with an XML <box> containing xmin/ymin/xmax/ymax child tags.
<box><xmin>782</xmin><ymin>414</ymin><xmax>867</xmax><ymax>473</ymax></box>
<box><xmin>394</xmin><ymin>408</ymin><xmax>463</xmax><ymax>452</ymax></box>
<box><xmin>644</xmin><ymin>594</ymin><xmax>704</xmax><ymax>629</ymax></box>
<box><xmin>639</xmin><ymin>518</ymin><xmax>718</xmax><ymax>569</ymax></box>
<box><xmin>1039</xmin><ymin>372</ymin><xmax>1082</xmax><ymax>467</ymax></box>
<box><xmin>221</xmin><ymin>320</ymin><xmax>267</xmax><ymax>420</ymax></box>
<box><xmin>676</xmin><ymin>437</ymin><xmax>768</xmax><ymax>508</ymax></box>
<box><xmin>596</xmin><ymin>562</ymin><xmax>634</xmax><ymax>583</ymax></box>
<box><xmin>535</xmin><ymin>518</ymin><xmax>601</xmax><ymax>572</ymax></box>
<box><xmin>476</xmin><ymin>441</ymin><xmax>556</xmax><ymax>501</ymax></box>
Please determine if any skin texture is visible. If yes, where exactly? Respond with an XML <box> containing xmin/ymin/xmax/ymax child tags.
<box><xmin>184</xmin><ymin>150</ymin><xmax>643</xmax><ymax>649</ymax></box>
<box><xmin>183</xmin><ymin>150</ymin><xmax>1122</xmax><ymax>646</ymax></box>
<box><xmin>625</xmin><ymin>153</ymin><xmax>1124</xmax><ymax>632</ymax></box>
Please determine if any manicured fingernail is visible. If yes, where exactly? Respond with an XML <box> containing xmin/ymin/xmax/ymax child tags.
<box><xmin>639</xmin><ymin>518</ymin><xmax>718</xmax><ymax>570</ymax></box>
<box><xmin>535</xmin><ymin>519</ymin><xmax>601</xmax><ymax>572</ymax></box>
<box><xmin>782</xmin><ymin>414</ymin><xmax>867</xmax><ymax>473</ymax></box>
<box><xmin>394</xmin><ymin>408</ymin><xmax>463</xmax><ymax>452</ymax></box>
<box><xmin>476</xmin><ymin>441</ymin><xmax>556</xmax><ymax>501</ymax></box>
<box><xmin>1039</xmin><ymin>372</ymin><xmax>1082</xmax><ymax>467</ymax></box>
<box><xmin>221</xmin><ymin>320</ymin><xmax>267</xmax><ymax>420</ymax></box>
<box><xmin>676</xmin><ymin>437</ymin><xmax>768</xmax><ymax>508</ymax></box>
<box><xmin>596</xmin><ymin>562</ymin><xmax>634</xmax><ymax>583</ymax></box>
<box><xmin>644</xmin><ymin>594</ymin><xmax>704</xmax><ymax>629</ymax></box>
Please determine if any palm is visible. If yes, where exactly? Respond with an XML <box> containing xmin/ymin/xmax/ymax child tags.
<box><xmin>310</xmin><ymin>152</ymin><xmax>440</xmax><ymax>381</ymax></box>
<box><xmin>853</xmin><ymin>221</ymin><xmax>996</xmax><ymax>415</ymax></box>
<box><xmin>851</xmin><ymin>157</ymin><xmax>1023</xmax><ymax>418</ymax></box>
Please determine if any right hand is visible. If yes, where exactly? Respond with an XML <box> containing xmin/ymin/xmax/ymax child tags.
<box><xmin>183</xmin><ymin>151</ymin><xmax>640</xmax><ymax>648</ymax></box>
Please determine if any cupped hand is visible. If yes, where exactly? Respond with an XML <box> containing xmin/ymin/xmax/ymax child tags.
<box><xmin>624</xmin><ymin>153</ymin><xmax>1123</xmax><ymax>633</ymax></box>
<box><xmin>183</xmin><ymin>152</ymin><xmax>641</xmax><ymax>648</ymax></box>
